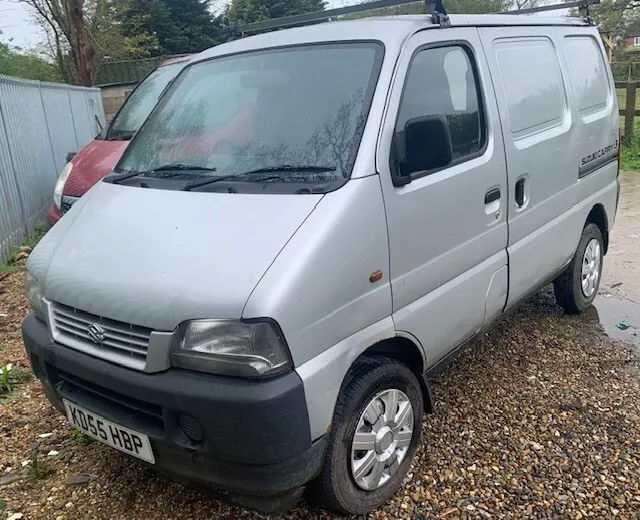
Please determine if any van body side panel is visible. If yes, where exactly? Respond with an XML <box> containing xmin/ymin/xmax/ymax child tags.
<box><xmin>479</xmin><ymin>27</ymin><xmax>582</xmax><ymax>308</ymax></box>
<box><xmin>243</xmin><ymin>175</ymin><xmax>392</xmax><ymax>368</ymax></box>
<box><xmin>376</xmin><ymin>28</ymin><xmax>508</xmax><ymax>366</ymax></box>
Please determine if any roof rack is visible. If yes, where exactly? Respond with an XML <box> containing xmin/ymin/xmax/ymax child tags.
<box><xmin>226</xmin><ymin>0</ymin><xmax>599</xmax><ymax>37</ymax></box>
<box><xmin>227</xmin><ymin>0</ymin><xmax>426</xmax><ymax>35</ymax></box>
<box><xmin>500</xmin><ymin>0</ymin><xmax>600</xmax><ymax>23</ymax></box>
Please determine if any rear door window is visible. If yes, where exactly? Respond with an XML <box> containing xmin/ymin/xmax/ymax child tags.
<box><xmin>564</xmin><ymin>36</ymin><xmax>610</xmax><ymax>115</ymax></box>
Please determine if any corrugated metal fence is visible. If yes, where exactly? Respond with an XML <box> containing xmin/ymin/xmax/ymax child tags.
<box><xmin>0</xmin><ymin>75</ymin><xmax>105</xmax><ymax>263</ymax></box>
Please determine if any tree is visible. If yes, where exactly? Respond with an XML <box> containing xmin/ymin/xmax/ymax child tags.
<box><xmin>263</xmin><ymin>0</ymin><xmax>325</xmax><ymax>19</ymax></box>
<box><xmin>0</xmin><ymin>37</ymin><xmax>62</xmax><ymax>82</ymax></box>
<box><xmin>225</xmin><ymin>0</ymin><xmax>326</xmax><ymax>26</ymax></box>
<box><xmin>226</xmin><ymin>0</ymin><xmax>269</xmax><ymax>25</ymax></box>
<box><xmin>119</xmin><ymin>0</ymin><xmax>222</xmax><ymax>56</ymax></box>
<box><xmin>19</xmin><ymin>0</ymin><xmax>97</xmax><ymax>85</ymax></box>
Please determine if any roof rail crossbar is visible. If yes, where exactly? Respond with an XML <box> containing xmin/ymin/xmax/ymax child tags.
<box><xmin>426</xmin><ymin>0</ymin><xmax>450</xmax><ymax>27</ymax></box>
<box><xmin>228</xmin><ymin>0</ymin><xmax>423</xmax><ymax>35</ymax></box>
<box><xmin>500</xmin><ymin>0</ymin><xmax>600</xmax><ymax>20</ymax></box>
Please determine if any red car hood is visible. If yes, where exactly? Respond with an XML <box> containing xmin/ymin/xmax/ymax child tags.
<box><xmin>63</xmin><ymin>139</ymin><xmax>128</xmax><ymax>196</ymax></box>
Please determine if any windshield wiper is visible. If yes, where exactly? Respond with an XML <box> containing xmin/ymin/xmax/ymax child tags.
<box><xmin>105</xmin><ymin>170</ymin><xmax>145</xmax><ymax>184</ymax></box>
<box><xmin>106</xmin><ymin>164</ymin><xmax>216</xmax><ymax>185</ymax></box>
<box><xmin>181</xmin><ymin>165</ymin><xmax>337</xmax><ymax>192</ymax></box>
<box><xmin>149</xmin><ymin>164</ymin><xmax>217</xmax><ymax>174</ymax></box>
<box><xmin>106</xmin><ymin>131</ymin><xmax>136</xmax><ymax>141</ymax></box>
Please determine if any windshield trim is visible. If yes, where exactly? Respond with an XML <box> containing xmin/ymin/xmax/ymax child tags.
<box><xmin>100</xmin><ymin>61</ymin><xmax>186</xmax><ymax>141</ymax></box>
<box><xmin>112</xmin><ymin>40</ymin><xmax>386</xmax><ymax>192</ymax></box>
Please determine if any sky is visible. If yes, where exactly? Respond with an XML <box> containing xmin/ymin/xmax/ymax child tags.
<box><xmin>0</xmin><ymin>0</ymin><xmax>41</xmax><ymax>49</ymax></box>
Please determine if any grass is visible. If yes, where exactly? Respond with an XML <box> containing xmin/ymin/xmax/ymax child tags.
<box><xmin>0</xmin><ymin>222</ymin><xmax>48</xmax><ymax>276</ymax></box>
<box><xmin>0</xmin><ymin>263</ymin><xmax>21</xmax><ymax>277</ymax></box>
<box><xmin>70</xmin><ymin>429</ymin><xmax>94</xmax><ymax>446</ymax></box>
<box><xmin>23</xmin><ymin>223</ymin><xmax>48</xmax><ymax>249</ymax></box>
<box><xmin>621</xmin><ymin>118</ymin><xmax>640</xmax><ymax>171</ymax></box>
<box><xmin>0</xmin><ymin>364</ymin><xmax>32</xmax><ymax>394</ymax></box>
<box><xmin>616</xmin><ymin>88</ymin><xmax>640</xmax><ymax>111</ymax></box>
<box><xmin>25</xmin><ymin>451</ymin><xmax>51</xmax><ymax>480</ymax></box>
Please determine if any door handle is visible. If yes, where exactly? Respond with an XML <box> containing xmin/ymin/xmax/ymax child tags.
<box><xmin>515</xmin><ymin>178</ymin><xmax>526</xmax><ymax>208</ymax></box>
<box><xmin>485</xmin><ymin>188</ymin><xmax>501</xmax><ymax>205</ymax></box>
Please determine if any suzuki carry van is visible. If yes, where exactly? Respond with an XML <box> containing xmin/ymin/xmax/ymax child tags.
<box><xmin>23</xmin><ymin>3</ymin><xmax>620</xmax><ymax>515</ymax></box>
<box><xmin>47</xmin><ymin>56</ymin><xmax>191</xmax><ymax>226</ymax></box>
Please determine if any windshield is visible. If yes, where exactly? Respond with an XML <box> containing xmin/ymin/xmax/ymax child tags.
<box><xmin>114</xmin><ymin>43</ymin><xmax>383</xmax><ymax>192</ymax></box>
<box><xmin>106</xmin><ymin>61</ymin><xmax>186</xmax><ymax>139</ymax></box>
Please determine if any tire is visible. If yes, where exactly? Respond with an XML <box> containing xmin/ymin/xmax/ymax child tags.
<box><xmin>554</xmin><ymin>222</ymin><xmax>604</xmax><ymax>314</ymax></box>
<box><xmin>307</xmin><ymin>356</ymin><xmax>423</xmax><ymax>515</ymax></box>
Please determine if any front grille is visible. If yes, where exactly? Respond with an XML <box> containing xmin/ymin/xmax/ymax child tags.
<box><xmin>51</xmin><ymin>302</ymin><xmax>152</xmax><ymax>366</ymax></box>
<box><xmin>60</xmin><ymin>195</ymin><xmax>80</xmax><ymax>214</ymax></box>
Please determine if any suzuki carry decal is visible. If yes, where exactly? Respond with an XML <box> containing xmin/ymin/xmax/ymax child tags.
<box><xmin>579</xmin><ymin>140</ymin><xmax>618</xmax><ymax>178</ymax></box>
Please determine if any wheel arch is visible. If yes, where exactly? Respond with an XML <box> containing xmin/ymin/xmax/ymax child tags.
<box><xmin>352</xmin><ymin>336</ymin><xmax>434</xmax><ymax>413</ymax></box>
<box><xmin>585</xmin><ymin>203</ymin><xmax>609</xmax><ymax>254</ymax></box>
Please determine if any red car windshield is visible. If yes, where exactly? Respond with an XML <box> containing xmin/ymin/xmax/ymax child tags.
<box><xmin>106</xmin><ymin>61</ymin><xmax>186</xmax><ymax>140</ymax></box>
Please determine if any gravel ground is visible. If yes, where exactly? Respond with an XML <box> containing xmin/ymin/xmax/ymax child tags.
<box><xmin>1</xmin><ymin>273</ymin><xmax>639</xmax><ymax>519</ymax></box>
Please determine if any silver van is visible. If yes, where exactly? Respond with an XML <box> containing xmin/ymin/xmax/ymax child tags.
<box><xmin>22</xmin><ymin>3</ymin><xmax>620</xmax><ymax>515</ymax></box>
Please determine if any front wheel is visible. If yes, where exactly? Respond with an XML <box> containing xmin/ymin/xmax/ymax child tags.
<box><xmin>554</xmin><ymin>223</ymin><xmax>604</xmax><ymax>314</ymax></box>
<box><xmin>308</xmin><ymin>356</ymin><xmax>423</xmax><ymax>515</ymax></box>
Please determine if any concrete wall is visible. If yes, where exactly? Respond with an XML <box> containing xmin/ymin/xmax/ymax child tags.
<box><xmin>100</xmin><ymin>83</ymin><xmax>136</xmax><ymax>122</ymax></box>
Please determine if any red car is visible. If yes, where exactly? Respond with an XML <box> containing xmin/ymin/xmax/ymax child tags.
<box><xmin>48</xmin><ymin>56</ymin><xmax>191</xmax><ymax>226</ymax></box>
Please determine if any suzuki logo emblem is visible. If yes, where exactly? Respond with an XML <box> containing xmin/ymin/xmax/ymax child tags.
<box><xmin>87</xmin><ymin>323</ymin><xmax>106</xmax><ymax>344</ymax></box>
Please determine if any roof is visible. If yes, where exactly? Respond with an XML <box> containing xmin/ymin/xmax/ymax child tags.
<box><xmin>159</xmin><ymin>55</ymin><xmax>194</xmax><ymax>67</ymax></box>
<box><xmin>193</xmin><ymin>14</ymin><xmax>587</xmax><ymax>65</ymax></box>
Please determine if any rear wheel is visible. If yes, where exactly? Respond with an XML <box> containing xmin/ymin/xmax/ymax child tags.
<box><xmin>554</xmin><ymin>223</ymin><xmax>604</xmax><ymax>314</ymax></box>
<box><xmin>308</xmin><ymin>356</ymin><xmax>423</xmax><ymax>514</ymax></box>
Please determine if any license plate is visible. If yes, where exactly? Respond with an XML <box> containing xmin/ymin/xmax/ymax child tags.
<box><xmin>63</xmin><ymin>399</ymin><xmax>155</xmax><ymax>464</ymax></box>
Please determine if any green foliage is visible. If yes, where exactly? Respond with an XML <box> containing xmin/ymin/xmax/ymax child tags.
<box><xmin>0</xmin><ymin>264</ymin><xmax>21</xmax><ymax>277</ymax></box>
<box><xmin>0</xmin><ymin>222</ymin><xmax>47</xmax><ymax>278</ymax></box>
<box><xmin>25</xmin><ymin>452</ymin><xmax>51</xmax><ymax>480</ymax></box>
<box><xmin>119</xmin><ymin>0</ymin><xmax>222</xmax><ymax>56</ymax></box>
<box><xmin>226</xmin><ymin>0</ymin><xmax>326</xmax><ymax>26</ymax></box>
<box><xmin>0</xmin><ymin>40</ymin><xmax>62</xmax><ymax>82</ymax></box>
<box><xmin>0</xmin><ymin>498</ymin><xmax>5</xmax><ymax>510</ymax></box>
<box><xmin>70</xmin><ymin>429</ymin><xmax>95</xmax><ymax>445</ymax></box>
<box><xmin>621</xmin><ymin>119</ymin><xmax>640</xmax><ymax>171</ymax></box>
<box><xmin>227</xmin><ymin>0</ymin><xmax>270</xmax><ymax>25</ymax></box>
<box><xmin>0</xmin><ymin>364</ymin><xmax>32</xmax><ymax>394</ymax></box>
<box><xmin>22</xmin><ymin>223</ymin><xmax>48</xmax><ymax>251</ymax></box>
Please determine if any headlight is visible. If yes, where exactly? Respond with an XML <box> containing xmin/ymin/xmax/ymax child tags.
<box><xmin>26</xmin><ymin>272</ymin><xmax>45</xmax><ymax>322</ymax></box>
<box><xmin>171</xmin><ymin>319</ymin><xmax>291</xmax><ymax>378</ymax></box>
<box><xmin>53</xmin><ymin>162</ymin><xmax>73</xmax><ymax>210</ymax></box>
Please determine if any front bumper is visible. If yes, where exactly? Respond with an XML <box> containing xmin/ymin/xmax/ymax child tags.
<box><xmin>23</xmin><ymin>314</ymin><xmax>326</xmax><ymax>511</ymax></box>
<box><xmin>46</xmin><ymin>204</ymin><xmax>61</xmax><ymax>227</ymax></box>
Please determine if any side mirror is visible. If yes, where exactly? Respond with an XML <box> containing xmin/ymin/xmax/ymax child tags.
<box><xmin>396</xmin><ymin>115</ymin><xmax>453</xmax><ymax>185</ymax></box>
